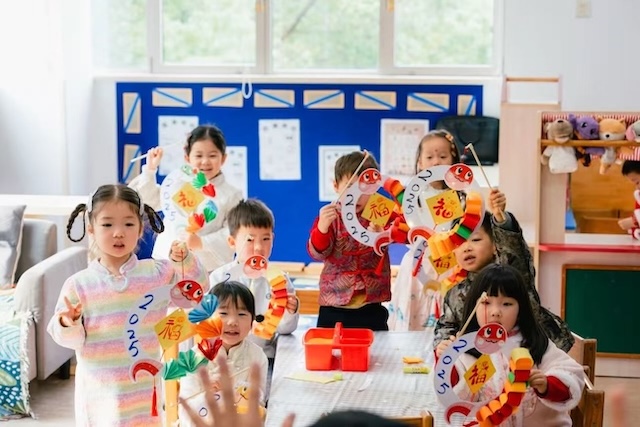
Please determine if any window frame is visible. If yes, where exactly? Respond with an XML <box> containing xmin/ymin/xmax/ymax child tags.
<box><xmin>144</xmin><ymin>0</ymin><xmax>503</xmax><ymax>76</ymax></box>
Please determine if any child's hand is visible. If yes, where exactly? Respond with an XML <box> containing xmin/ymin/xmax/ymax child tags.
<box><xmin>186</xmin><ymin>233</ymin><xmax>203</xmax><ymax>251</ymax></box>
<box><xmin>59</xmin><ymin>296</ymin><xmax>82</xmax><ymax>327</ymax></box>
<box><xmin>317</xmin><ymin>204</ymin><xmax>338</xmax><ymax>234</ymax></box>
<box><xmin>489</xmin><ymin>188</ymin><xmax>507</xmax><ymax>217</ymax></box>
<box><xmin>170</xmin><ymin>241</ymin><xmax>188</xmax><ymax>262</ymax></box>
<box><xmin>435</xmin><ymin>335</ymin><xmax>457</xmax><ymax>359</ymax></box>
<box><xmin>286</xmin><ymin>295</ymin><xmax>299</xmax><ymax>314</ymax></box>
<box><xmin>528</xmin><ymin>369</ymin><xmax>548</xmax><ymax>395</ymax></box>
<box><xmin>145</xmin><ymin>147</ymin><xmax>163</xmax><ymax>171</ymax></box>
<box><xmin>618</xmin><ymin>216</ymin><xmax>635</xmax><ymax>231</ymax></box>
<box><xmin>180</xmin><ymin>358</ymin><xmax>296</xmax><ymax>427</ymax></box>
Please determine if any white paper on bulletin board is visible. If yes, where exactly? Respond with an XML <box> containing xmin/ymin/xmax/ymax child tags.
<box><xmin>158</xmin><ymin>115</ymin><xmax>199</xmax><ymax>175</ymax></box>
<box><xmin>318</xmin><ymin>145</ymin><xmax>361</xmax><ymax>202</ymax></box>
<box><xmin>380</xmin><ymin>119</ymin><xmax>429</xmax><ymax>181</ymax></box>
<box><xmin>222</xmin><ymin>146</ymin><xmax>248</xmax><ymax>198</ymax></box>
<box><xmin>258</xmin><ymin>119</ymin><xmax>301</xmax><ymax>180</ymax></box>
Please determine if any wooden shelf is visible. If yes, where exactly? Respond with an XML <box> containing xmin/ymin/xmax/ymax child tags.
<box><xmin>539</xmin><ymin>233</ymin><xmax>640</xmax><ymax>253</ymax></box>
<box><xmin>540</xmin><ymin>139</ymin><xmax>640</xmax><ymax>147</ymax></box>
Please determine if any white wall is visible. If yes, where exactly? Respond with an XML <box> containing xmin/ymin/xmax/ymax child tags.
<box><xmin>503</xmin><ymin>0</ymin><xmax>640</xmax><ymax>109</ymax></box>
<box><xmin>1</xmin><ymin>0</ymin><xmax>639</xmax><ymax>195</ymax></box>
<box><xmin>0</xmin><ymin>0</ymin><xmax>67</xmax><ymax>195</ymax></box>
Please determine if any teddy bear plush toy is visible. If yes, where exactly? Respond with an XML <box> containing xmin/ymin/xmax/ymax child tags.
<box><xmin>618</xmin><ymin>189</ymin><xmax>640</xmax><ymax>240</ymax></box>
<box><xmin>598</xmin><ymin>117</ymin><xmax>627</xmax><ymax>174</ymax></box>
<box><xmin>541</xmin><ymin>118</ymin><xmax>578</xmax><ymax>173</ymax></box>
<box><xmin>569</xmin><ymin>114</ymin><xmax>601</xmax><ymax>167</ymax></box>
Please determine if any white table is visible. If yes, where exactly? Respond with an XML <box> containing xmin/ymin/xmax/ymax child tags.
<box><xmin>265</xmin><ymin>330</ymin><xmax>453</xmax><ymax>427</ymax></box>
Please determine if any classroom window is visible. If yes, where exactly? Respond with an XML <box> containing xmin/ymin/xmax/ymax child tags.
<box><xmin>393</xmin><ymin>0</ymin><xmax>496</xmax><ymax>68</ymax></box>
<box><xmin>160</xmin><ymin>0</ymin><xmax>257</xmax><ymax>67</ymax></box>
<box><xmin>90</xmin><ymin>0</ymin><xmax>501</xmax><ymax>75</ymax></box>
<box><xmin>92</xmin><ymin>0</ymin><xmax>147</xmax><ymax>70</ymax></box>
<box><xmin>271</xmin><ymin>0</ymin><xmax>379</xmax><ymax>71</ymax></box>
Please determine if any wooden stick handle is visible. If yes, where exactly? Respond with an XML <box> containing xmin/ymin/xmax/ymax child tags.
<box><xmin>129</xmin><ymin>141</ymin><xmax>182</xmax><ymax>163</ymax></box>
<box><xmin>464</xmin><ymin>144</ymin><xmax>506</xmax><ymax>223</ymax></box>
<box><xmin>333</xmin><ymin>150</ymin><xmax>369</xmax><ymax>205</ymax></box>
<box><xmin>459</xmin><ymin>292</ymin><xmax>488</xmax><ymax>336</ymax></box>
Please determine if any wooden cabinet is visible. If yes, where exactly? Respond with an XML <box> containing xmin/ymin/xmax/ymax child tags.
<box><xmin>534</xmin><ymin>111</ymin><xmax>640</xmax><ymax>377</ymax></box>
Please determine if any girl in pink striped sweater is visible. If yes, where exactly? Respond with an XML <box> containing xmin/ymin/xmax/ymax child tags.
<box><xmin>48</xmin><ymin>185</ymin><xmax>207</xmax><ymax>426</ymax></box>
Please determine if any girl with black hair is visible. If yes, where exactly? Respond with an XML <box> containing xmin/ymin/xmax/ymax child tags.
<box><xmin>129</xmin><ymin>124</ymin><xmax>243</xmax><ymax>273</ymax></box>
<box><xmin>178</xmin><ymin>280</ymin><xmax>269</xmax><ymax>427</ymax></box>
<box><xmin>443</xmin><ymin>264</ymin><xmax>584</xmax><ymax>426</ymax></box>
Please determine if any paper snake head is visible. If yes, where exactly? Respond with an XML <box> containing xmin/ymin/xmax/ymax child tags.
<box><xmin>243</xmin><ymin>255</ymin><xmax>268</xmax><ymax>279</ymax></box>
<box><xmin>444</xmin><ymin>164</ymin><xmax>473</xmax><ymax>191</ymax></box>
<box><xmin>474</xmin><ymin>323</ymin><xmax>507</xmax><ymax>354</ymax></box>
<box><xmin>358</xmin><ymin>168</ymin><xmax>381</xmax><ymax>194</ymax></box>
<box><xmin>173</xmin><ymin>280</ymin><xmax>204</xmax><ymax>304</ymax></box>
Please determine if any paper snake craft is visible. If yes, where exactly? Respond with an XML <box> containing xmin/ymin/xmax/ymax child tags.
<box><xmin>220</xmin><ymin>255</ymin><xmax>287</xmax><ymax>340</ymax></box>
<box><xmin>159</xmin><ymin>165</ymin><xmax>219</xmax><ymax>234</ymax></box>
<box><xmin>401</xmin><ymin>164</ymin><xmax>485</xmax><ymax>283</ymax></box>
<box><xmin>124</xmin><ymin>279</ymin><xmax>205</xmax><ymax>415</ymax></box>
<box><xmin>340</xmin><ymin>167</ymin><xmax>400</xmax><ymax>255</ymax></box>
<box><xmin>434</xmin><ymin>324</ymin><xmax>533</xmax><ymax>426</ymax></box>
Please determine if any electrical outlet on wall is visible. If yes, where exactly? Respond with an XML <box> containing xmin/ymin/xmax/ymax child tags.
<box><xmin>576</xmin><ymin>0</ymin><xmax>591</xmax><ymax>18</ymax></box>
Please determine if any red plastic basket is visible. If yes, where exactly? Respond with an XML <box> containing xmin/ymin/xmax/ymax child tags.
<box><xmin>303</xmin><ymin>323</ymin><xmax>374</xmax><ymax>371</ymax></box>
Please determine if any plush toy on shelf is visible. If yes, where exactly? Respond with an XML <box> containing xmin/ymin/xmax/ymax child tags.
<box><xmin>626</xmin><ymin>119</ymin><xmax>640</xmax><ymax>142</ymax></box>
<box><xmin>541</xmin><ymin>118</ymin><xmax>578</xmax><ymax>173</ymax></box>
<box><xmin>622</xmin><ymin>119</ymin><xmax>640</xmax><ymax>158</ymax></box>
<box><xmin>568</xmin><ymin>113</ymin><xmax>601</xmax><ymax>167</ymax></box>
<box><xmin>598</xmin><ymin>117</ymin><xmax>627</xmax><ymax>174</ymax></box>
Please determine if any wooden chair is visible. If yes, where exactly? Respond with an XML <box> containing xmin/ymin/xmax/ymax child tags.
<box><xmin>391</xmin><ymin>412</ymin><xmax>434</xmax><ymax>427</ymax></box>
<box><xmin>568</xmin><ymin>332</ymin><xmax>597</xmax><ymax>384</ymax></box>
<box><xmin>570</xmin><ymin>376</ymin><xmax>604</xmax><ymax>427</ymax></box>
<box><xmin>568</xmin><ymin>332</ymin><xmax>604</xmax><ymax>427</ymax></box>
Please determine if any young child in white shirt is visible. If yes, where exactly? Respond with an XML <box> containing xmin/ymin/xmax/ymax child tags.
<box><xmin>178</xmin><ymin>280</ymin><xmax>269</xmax><ymax>426</ymax></box>
<box><xmin>129</xmin><ymin>125</ymin><xmax>243</xmax><ymax>272</ymax></box>
<box><xmin>209</xmin><ymin>199</ymin><xmax>299</xmax><ymax>359</ymax></box>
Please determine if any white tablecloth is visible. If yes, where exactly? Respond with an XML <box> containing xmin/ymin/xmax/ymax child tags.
<box><xmin>266</xmin><ymin>329</ymin><xmax>456</xmax><ymax>427</ymax></box>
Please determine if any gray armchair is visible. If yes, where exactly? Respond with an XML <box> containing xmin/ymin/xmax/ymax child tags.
<box><xmin>12</xmin><ymin>218</ymin><xmax>87</xmax><ymax>381</ymax></box>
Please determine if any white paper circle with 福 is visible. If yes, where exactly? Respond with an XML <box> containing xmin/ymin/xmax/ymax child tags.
<box><xmin>401</xmin><ymin>164</ymin><xmax>483</xmax><ymax>281</ymax></box>
<box><xmin>402</xmin><ymin>164</ymin><xmax>481</xmax><ymax>232</ymax></box>
<box><xmin>159</xmin><ymin>165</ymin><xmax>218</xmax><ymax>235</ymax></box>
<box><xmin>339</xmin><ymin>168</ymin><xmax>395</xmax><ymax>254</ymax></box>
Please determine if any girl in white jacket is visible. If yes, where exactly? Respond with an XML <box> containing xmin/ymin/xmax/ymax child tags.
<box><xmin>129</xmin><ymin>125</ymin><xmax>242</xmax><ymax>273</ymax></box>
<box><xmin>438</xmin><ymin>264</ymin><xmax>584</xmax><ymax>427</ymax></box>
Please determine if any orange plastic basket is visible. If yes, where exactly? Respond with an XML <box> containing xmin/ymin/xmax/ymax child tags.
<box><xmin>303</xmin><ymin>323</ymin><xmax>374</xmax><ymax>371</ymax></box>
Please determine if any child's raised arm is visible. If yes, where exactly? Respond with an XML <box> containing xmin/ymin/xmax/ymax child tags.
<box><xmin>128</xmin><ymin>147</ymin><xmax>164</xmax><ymax>211</ymax></box>
<box><xmin>167</xmin><ymin>241</ymin><xmax>209</xmax><ymax>289</ymax></box>
<box><xmin>47</xmin><ymin>278</ymin><xmax>86</xmax><ymax>351</ymax></box>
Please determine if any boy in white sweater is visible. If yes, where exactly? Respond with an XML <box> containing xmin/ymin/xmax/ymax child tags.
<box><xmin>209</xmin><ymin>199</ymin><xmax>299</xmax><ymax>359</ymax></box>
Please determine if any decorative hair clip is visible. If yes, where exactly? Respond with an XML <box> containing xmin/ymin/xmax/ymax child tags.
<box><xmin>443</xmin><ymin>131</ymin><xmax>454</xmax><ymax>143</ymax></box>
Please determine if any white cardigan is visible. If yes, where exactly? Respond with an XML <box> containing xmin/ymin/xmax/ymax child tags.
<box><xmin>453</xmin><ymin>334</ymin><xmax>584</xmax><ymax>427</ymax></box>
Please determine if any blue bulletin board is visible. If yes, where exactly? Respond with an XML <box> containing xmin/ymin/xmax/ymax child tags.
<box><xmin>116</xmin><ymin>82</ymin><xmax>483</xmax><ymax>262</ymax></box>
